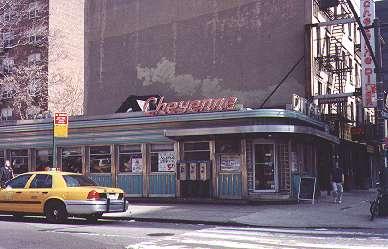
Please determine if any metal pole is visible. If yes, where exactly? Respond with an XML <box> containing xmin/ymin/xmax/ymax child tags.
<box><xmin>374</xmin><ymin>18</ymin><xmax>386</xmax><ymax>169</ymax></box>
<box><xmin>52</xmin><ymin>118</ymin><xmax>56</xmax><ymax>168</ymax></box>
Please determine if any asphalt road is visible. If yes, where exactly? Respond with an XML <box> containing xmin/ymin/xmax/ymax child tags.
<box><xmin>0</xmin><ymin>215</ymin><xmax>388</xmax><ymax>249</ymax></box>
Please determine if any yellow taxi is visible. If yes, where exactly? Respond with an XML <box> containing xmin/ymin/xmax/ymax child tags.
<box><xmin>0</xmin><ymin>169</ymin><xmax>128</xmax><ymax>223</ymax></box>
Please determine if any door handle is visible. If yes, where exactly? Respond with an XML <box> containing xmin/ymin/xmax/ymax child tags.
<box><xmin>16</xmin><ymin>191</ymin><xmax>22</xmax><ymax>194</ymax></box>
<box><xmin>41</xmin><ymin>192</ymin><xmax>48</xmax><ymax>194</ymax></box>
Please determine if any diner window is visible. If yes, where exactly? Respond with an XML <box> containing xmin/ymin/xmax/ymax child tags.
<box><xmin>119</xmin><ymin>145</ymin><xmax>142</xmax><ymax>173</ymax></box>
<box><xmin>183</xmin><ymin>141</ymin><xmax>210</xmax><ymax>161</ymax></box>
<box><xmin>62</xmin><ymin>147</ymin><xmax>82</xmax><ymax>173</ymax></box>
<box><xmin>7</xmin><ymin>150</ymin><xmax>28</xmax><ymax>174</ymax></box>
<box><xmin>0</xmin><ymin>150</ymin><xmax>4</xmax><ymax>168</ymax></box>
<box><xmin>151</xmin><ymin>144</ymin><xmax>175</xmax><ymax>172</ymax></box>
<box><xmin>216</xmin><ymin>139</ymin><xmax>240</xmax><ymax>154</ymax></box>
<box><xmin>89</xmin><ymin>146</ymin><xmax>111</xmax><ymax>173</ymax></box>
<box><xmin>216</xmin><ymin>139</ymin><xmax>241</xmax><ymax>172</ymax></box>
<box><xmin>29</xmin><ymin>2</ymin><xmax>39</xmax><ymax>19</ymax></box>
<box><xmin>36</xmin><ymin>149</ymin><xmax>52</xmax><ymax>171</ymax></box>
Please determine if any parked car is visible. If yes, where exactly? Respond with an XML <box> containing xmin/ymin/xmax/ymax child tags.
<box><xmin>0</xmin><ymin>169</ymin><xmax>128</xmax><ymax>223</ymax></box>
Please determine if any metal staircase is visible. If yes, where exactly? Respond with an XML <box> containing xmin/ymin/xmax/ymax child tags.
<box><xmin>314</xmin><ymin>0</ymin><xmax>355</xmax><ymax>139</ymax></box>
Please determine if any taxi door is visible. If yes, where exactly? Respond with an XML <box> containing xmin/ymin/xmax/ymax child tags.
<box><xmin>0</xmin><ymin>174</ymin><xmax>33</xmax><ymax>212</ymax></box>
<box><xmin>26</xmin><ymin>174</ymin><xmax>54</xmax><ymax>213</ymax></box>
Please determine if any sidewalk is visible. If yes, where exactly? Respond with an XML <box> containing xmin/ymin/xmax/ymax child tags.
<box><xmin>104</xmin><ymin>191</ymin><xmax>388</xmax><ymax>229</ymax></box>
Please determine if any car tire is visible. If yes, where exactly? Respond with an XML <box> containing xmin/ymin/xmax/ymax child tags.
<box><xmin>45</xmin><ymin>201</ymin><xmax>68</xmax><ymax>223</ymax></box>
<box><xmin>86</xmin><ymin>213</ymin><xmax>103</xmax><ymax>223</ymax></box>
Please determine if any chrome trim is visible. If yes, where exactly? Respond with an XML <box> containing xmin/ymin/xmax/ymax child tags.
<box><xmin>164</xmin><ymin>125</ymin><xmax>339</xmax><ymax>144</ymax></box>
<box><xmin>64</xmin><ymin>199</ymin><xmax>128</xmax><ymax>215</ymax></box>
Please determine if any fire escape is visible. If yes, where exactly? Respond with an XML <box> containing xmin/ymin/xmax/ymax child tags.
<box><xmin>315</xmin><ymin>0</ymin><xmax>354</xmax><ymax>139</ymax></box>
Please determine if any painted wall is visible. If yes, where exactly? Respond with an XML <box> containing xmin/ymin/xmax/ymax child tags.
<box><xmin>85</xmin><ymin>0</ymin><xmax>307</xmax><ymax>115</ymax></box>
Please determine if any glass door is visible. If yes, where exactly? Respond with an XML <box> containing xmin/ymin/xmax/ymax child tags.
<box><xmin>254</xmin><ymin>144</ymin><xmax>276</xmax><ymax>191</ymax></box>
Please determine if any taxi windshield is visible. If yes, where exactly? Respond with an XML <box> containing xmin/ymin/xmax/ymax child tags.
<box><xmin>63</xmin><ymin>175</ymin><xmax>97</xmax><ymax>187</ymax></box>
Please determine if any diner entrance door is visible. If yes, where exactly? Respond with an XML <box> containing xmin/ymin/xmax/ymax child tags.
<box><xmin>254</xmin><ymin>143</ymin><xmax>277</xmax><ymax>191</ymax></box>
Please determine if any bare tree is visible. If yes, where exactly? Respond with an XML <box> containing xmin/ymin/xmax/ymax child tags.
<box><xmin>0</xmin><ymin>0</ymin><xmax>83</xmax><ymax>120</ymax></box>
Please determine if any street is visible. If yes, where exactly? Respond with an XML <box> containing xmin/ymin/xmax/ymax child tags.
<box><xmin>0</xmin><ymin>216</ymin><xmax>388</xmax><ymax>249</ymax></box>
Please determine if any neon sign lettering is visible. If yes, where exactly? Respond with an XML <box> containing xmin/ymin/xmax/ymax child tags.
<box><xmin>144</xmin><ymin>96</ymin><xmax>238</xmax><ymax>116</ymax></box>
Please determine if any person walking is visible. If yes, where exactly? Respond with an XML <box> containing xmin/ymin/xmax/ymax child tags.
<box><xmin>330</xmin><ymin>163</ymin><xmax>344</xmax><ymax>204</ymax></box>
<box><xmin>0</xmin><ymin>160</ymin><xmax>14</xmax><ymax>188</ymax></box>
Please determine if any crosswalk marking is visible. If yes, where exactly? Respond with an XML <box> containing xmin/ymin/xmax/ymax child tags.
<box><xmin>127</xmin><ymin>226</ymin><xmax>388</xmax><ymax>249</ymax></box>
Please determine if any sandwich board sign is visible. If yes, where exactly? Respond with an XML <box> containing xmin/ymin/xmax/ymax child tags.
<box><xmin>298</xmin><ymin>176</ymin><xmax>316</xmax><ymax>204</ymax></box>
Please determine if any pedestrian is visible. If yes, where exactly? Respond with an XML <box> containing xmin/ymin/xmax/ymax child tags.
<box><xmin>0</xmin><ymin>160</ymin><xmax>14</xmax><ymax>188</ymax></box>
<box><xmin>330</xmin><ymin>163</ymin><xmax>344</xmax><ymax>204</ymax></box>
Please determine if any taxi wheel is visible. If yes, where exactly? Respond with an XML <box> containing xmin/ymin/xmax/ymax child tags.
<box><xmin>45</xmin><ymin>201</ymin><xmax>68</xmax><ymax>223</ymax></box>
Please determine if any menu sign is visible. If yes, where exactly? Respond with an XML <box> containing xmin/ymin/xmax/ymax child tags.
<box><xmin>131</xmin><ymin>157</ymin><xmax>143</xmax><ymax>173</ymax></box>
<box><xmin>220</xmin><ymin>154</ymin><xmax>241</xmax><ymax>172</ymax></box>
<box><xmin>158</xmin><ymin>151</ymin><xmax>176</xmax><ymax>172</ymax></box>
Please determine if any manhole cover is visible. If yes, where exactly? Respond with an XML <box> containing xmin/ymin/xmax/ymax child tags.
<box><xmin>147</xmin><ymin>233</ymin><xmax>174</xmax><ymax>237</ymax></box>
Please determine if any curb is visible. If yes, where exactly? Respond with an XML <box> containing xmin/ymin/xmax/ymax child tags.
<box><xmin>102</xmin><ymin>216</ymin><xmax>254</xmax><ymax>227</ymax></box>
<box><xmin>101</xmin><ymin>215</ymin><xmax>388</xmax><ymax>230</ymax></box>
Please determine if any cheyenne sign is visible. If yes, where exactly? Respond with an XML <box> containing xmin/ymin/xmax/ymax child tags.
<box><xmin>361</xmin><ymin>0</ymin><xmax>377</xmax><ymax>108</ymax></box>
<box><xmin>143</xmin><ymin>96</ymin><xmax>238</xmax><ymax>116</ymax></box>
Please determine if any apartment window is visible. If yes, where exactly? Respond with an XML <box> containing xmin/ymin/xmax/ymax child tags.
<box><xmin>0</xmin><ymin>107</ymin><xmax>12</xmax><ymax>120</ymax></box>
<box><xmin>348</xmin><ymin>23</ymin><xmax>352</xmax><ymax>40</ymax></box>
<box><xmin>28</xmin><ymin>79</ymin><xmax>40</xmax><ymax>96</ymax></box>
<box><xmin>28</xmin><ymin>53</ymin><xmax>41</xmax><ymax>64</ymax></box>
<box><xmin>316</xmin><ymin>27</ymin><xmax>321</xmax><ymax>56</ymax></box>
<box><xmin>2</xmin><ymin>57</ymin><xmax>14</xmax><ymax>73</ymax></box>
<box><xmin>29</xmin><ymin>2</ymin><xmax>39</xmax><ymax>19</ymax></box>
<box><xmin>318</xmin><ymin>81</ymin><xmax>322</xmax><ymax>95</ymax></box>
<box><xmin>3</xmin><ymin>32</ymin><xmax>13</xmax><ymax>48</ymax></box>
<box><xmin>349</xmin><ymin>58</ymin><xmax>353</xmax><ymax>84</ymax></box>
<box><xmin>325</xmin><ymin>33</ymin><xmax>330</xmax><ymax>56</ymax></box>
<box><xmin>4</xmin><ymin>12</ymin><xmax>11</xmax><ymax>22</ymax></box>
<box><xmin>355</xmin><ymin>63</ymin><xmax>359</xmax><ymax>86</ymax></box>
<box><xmin>29</xmin><ymin>34</ymin><xmax>39</xmax><ymax>44</ymax></box>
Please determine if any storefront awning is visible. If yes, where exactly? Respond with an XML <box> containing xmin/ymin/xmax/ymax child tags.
<box><xmin>164</xmin><ymin>125</ymin><xmax>339</xmax><ymax>144</ymax></box>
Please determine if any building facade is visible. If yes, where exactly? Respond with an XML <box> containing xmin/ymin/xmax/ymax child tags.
<box><xmin>83</xmin><ymin>0</ymin><xmax>378</xmax><ymax>191</ymax></box>
<box><xmin>0</xmin><ymin>107</ymin><xmax>337</xmax><ymax>201</ymax></box>
<box><xmin>309</xmin><ymin>0</ymin><xmax>379</xmax><ymax>189</ymax></box>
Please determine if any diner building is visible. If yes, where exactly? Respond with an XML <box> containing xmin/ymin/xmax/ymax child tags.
<box><xmin>0</xmin><ymin>103</ymin><xmax>338</xmax><ymax>201</ymax></box>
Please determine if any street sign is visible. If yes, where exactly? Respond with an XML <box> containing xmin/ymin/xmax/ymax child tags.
<box><xmin>314</xmin><ymin>92</ymin><xmax>352</xmax><ymax>105</ymax></box>
<box><xmin>318</xmin><ymin>96</ymin><xmax>348</xmax><ymax>105</ymax></box>
<box><xmin>54</xmin><ymin>112</ymin><xmax>68</xmax><ymax>138</ymax></box>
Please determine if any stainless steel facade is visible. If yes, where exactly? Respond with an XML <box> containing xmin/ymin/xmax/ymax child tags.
<box><xmin>0</xmin><ymin>109</ymin><xmax>336</xmax><ymax>200</ymax></box>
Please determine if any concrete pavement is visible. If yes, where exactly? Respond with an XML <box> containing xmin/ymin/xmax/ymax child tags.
<box><xmin>104</xmin><ymin>190</ymin><xmax>388</xmax><ymax>228</ymax></box>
